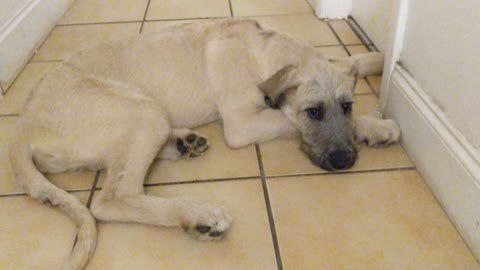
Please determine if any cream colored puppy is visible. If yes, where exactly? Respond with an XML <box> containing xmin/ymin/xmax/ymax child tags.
<box><xmin>9</xmin><ymin>19</ymin><xmax>399</xmax><ymax>270</ymax></box>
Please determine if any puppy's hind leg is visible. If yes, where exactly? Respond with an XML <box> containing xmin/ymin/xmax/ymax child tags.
<box><xmin>91</xmin><ymin>124</ymin><xmax>231</xmax><ymax>240</ymax></box>
<box><xmin>157</xmin><ymin>128</ymin><xmax>210</xmax><ymax>160</ymax></box>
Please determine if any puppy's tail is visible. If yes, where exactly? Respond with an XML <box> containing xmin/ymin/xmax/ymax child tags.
<box><xmin>9</xmin><ymin>141</ymin><xmax>97</xmax><ymax>270</ymax></box>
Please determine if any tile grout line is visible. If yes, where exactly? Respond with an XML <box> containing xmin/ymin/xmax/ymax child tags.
<box><xmin>0</xmin><ymin>166</ymin><xmax>416</xmax><ymax>199</ymax></box>
<box><xmin>144</xmin><ymin>165</ymin><xmax>416</xmax><ymax>186</ymax></box>
<box><xmin>228</xmin><ymin>0</ymin><xmax>234</xmax><ymax>17</ymax></box>
<box><xmin>0</xmin><ymin>167</ymin><xmax>417</xmax><ymax>199</ymax></box>
<box><xmin>85</xmin><ymin>165</ymin><xmax>418</xmax><ymax>192</ymax></box>
<box><xmin>54</xmin><ymin>13</ymin><xmax>326</xmax><ymax>28</ymax></box>
<box><xmin>145</xmin><ymin>16</ymin><xmax>229</xmax><ymax>23</ymax></box>
<box><xmin>314</xmin><ymin>44</ymin><xmax>360</xmax><ymax>49</ymax></box>
<box><xmin>325</xmin><ymin>20</ymin><xmax>351</xmax><ymax>57</ymax></box>
<box><xmin>0</xmin><ymin>192</ymin><xmax>25</xmax><ymax>198</ymax></box>
<box><xmin>265</xmin><ymin>166</ymin><xmax>417</xmax><ymax>180</ymax></box>
<box><xmin>306</xmin><ymin>0</ymin><xmax>316</xmax><ymax>15</ymax></box>
<box><xmin>354</xmin><ymin>92</ymin><xmax>377</xmax><ymax>96</ymax></box>
<box><xmin>125</xmin><ymin>12</ymin><xmax>314</xmax><ymax>23</ymax></box>
<box><xmin>0</xmin><ymin>188</ymin><xmax>93</xmax><ymax>198</ymax></box>
<box><xmin>86</xmin><ymin>170</ymin><xmax>101</xmax><ymax>208</ymax></box>
<box><xmin>346</xmin><ymin>17</ymin><xmax>375</xmax><ymax>47</ymax></box>
<box><xmin>242</xmin><ymin>12</ymin><xmax>313</xmax><ymax>19</ymax></box>
<box><xmin>29</xmin><ymin>59</ymin><xmax>64</xmax><ymax>63</ymax></box>
<box><xmin>139</xmin><ymin>0</ymin><xmax>152</xmax><ymax>34</ymax></box>
<box><xmin>0</xmin><ymin>114</ymin><xmax>20</xmax><ymax>118</ymax></box>
<box><xmin>143</xmin><ymin>176</ymin><xmax>260</xmax><ymax>187</ymax></box>
<box><xmin>57</xmin><ymin>20</ymin><xmax>143</xmax><ymax>27</ymax></box>
<box><xmin>255</xmin><ymin>144</ymin><xmax>284</xmax><ymax>270</ymax></box>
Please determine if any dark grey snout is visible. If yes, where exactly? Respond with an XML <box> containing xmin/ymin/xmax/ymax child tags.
<box><xmin>309</xmin><ymin>147</ymin><xmax>358</xmax><ymax>171</ymax></box>
<box><xmin>327</xmin><ymin>149</ymin><xmax>357</xmax><ymax>170</ymax></box>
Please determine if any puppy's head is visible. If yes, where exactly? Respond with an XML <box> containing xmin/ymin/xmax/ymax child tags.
<box><xmin>259</xmin><ymin>52</ymin><xmax>383</xmax><ymax>171</ymax></box>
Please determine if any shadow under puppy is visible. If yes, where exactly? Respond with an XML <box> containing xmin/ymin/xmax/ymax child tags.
<box><xmin>9</xmin><ymin>19</ymin><xmax>399</xmax><ymax>270</ymax></box>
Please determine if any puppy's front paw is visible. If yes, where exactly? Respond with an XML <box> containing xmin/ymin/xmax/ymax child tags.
<box><xmin>176</xmin><ymin>131</ymin><xmax>209</xmax><ymax>158</ymax></box>
<box><xmin>355</xmin><ymin>116</ymin><xmax>400</xmax><ymax>147</ymax></box>
<box><xmin>182</xmin><ymin>201</ymin><xmax>232</xmax><ymax>241</ymax></box>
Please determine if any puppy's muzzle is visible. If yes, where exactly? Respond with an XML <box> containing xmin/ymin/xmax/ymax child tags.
<box><xmin>311</xmin><ymin>147</ymin><xmax>358</xmax><ymax>171</ymax></box>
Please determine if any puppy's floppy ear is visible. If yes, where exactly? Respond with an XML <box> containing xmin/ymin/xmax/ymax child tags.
<box><xmin>259</xmin><ymin>65</ymin><xmax>300</xmax><ymax>109</ymax></box>
<box><xmin>329</xmin><ymin>52</ymin><xmax>384</xmax><ymax>77</ymax></box>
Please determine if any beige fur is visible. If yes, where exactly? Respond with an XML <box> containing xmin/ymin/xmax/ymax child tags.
<box><xmin>9</xmin><ymin>19</ymin><xmax>399</xmax><ymax>270</ymax></box>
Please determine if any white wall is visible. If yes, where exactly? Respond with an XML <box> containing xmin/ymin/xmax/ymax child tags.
<box><xmin>0</xmin><ymin>0</ymin><xmax>73</xmax><ymax>94</ymax></box>
<box><xmin>351</xmin><ymin>0</ymin><xmax>393</xmax><ymax>52</ymax></box>
<box><xmin>401</xmin><ymin>0</ymin><xmax>480</xmax><ymax>152</ymax></box>
<box><xmin>349</xmin><ymin>0</ymin><xmax>480</xmax><ymax>259</ymax></box>
<box><xmin>379</xmin><ymin>0</ymin><xmax>480</xmax><ymax>259</ymax></box>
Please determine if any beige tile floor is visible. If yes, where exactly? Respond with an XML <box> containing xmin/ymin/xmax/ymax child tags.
<box><xmin>0</xmin><ymin>0</ymin><xmax>479</xmax><ymax>269</ymax></box>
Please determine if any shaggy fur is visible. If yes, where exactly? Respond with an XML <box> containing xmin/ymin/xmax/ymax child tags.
<box><xmin>9</xmin><ymin>19</ymin><xmax>399</xmax><ymax>270</ymax></box>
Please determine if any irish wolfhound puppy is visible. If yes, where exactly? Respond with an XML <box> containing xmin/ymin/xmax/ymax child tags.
<box><xmin>9</xmin><ymin>19</ymin><xmax>399</xmax><ymax>270</ymax></box>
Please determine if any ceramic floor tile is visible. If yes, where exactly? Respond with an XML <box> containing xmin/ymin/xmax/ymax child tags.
<box><xmin>346</xmin><ymin>44</ymin><xmax>369</xmax><ymax>55</ymax></box>
<box><xmin>47</xmin><ymin>170</ymin><xmax>97</xmax><ymax>192</ymax></box>
<box><xmin>86</xmin><ymin>180</ymin><xmax>277</xmax><ymax>269</ymax></box>
<box><xmin>136</xmin><ymin>122</ymin><xmax>258</xmax><ymax>185</ymax></box>
<box><xmin>268</xmin><ymin>171</ymin><xmax>480</xmax><ymax>270</ymax></box>
<box><xmin>255</xmin><ymin>14</ymin><xmax>339</xmax><ymax>46</ymax></box>
<box><xmin>367</xmin><ymin>75</ymin><xmax>382</xmax><ymax>95</ymax></box>
<box><xmin>260</xmin><ymin>94</ymin><xmax>412</xmax><ymax>176</ymax></box>
<box><xmin>144</xmin><ymin>122</ymin><xmax>259</xmax><ymax>184</ymax></box>
<box><xmin>329</xmin><ymin>20</ymin><xmax>362</xmax><ymax>45</ymax></box>
<box><xmin>354</xmin><ymin>78</ymin><xmax>375</xmax><ymax>95</ymax></box>
<box><xmin>0</xmin><ymin>117</ymin><xmax>96</xmax><ymax>195</ymax></box>
<box><xmin>0</xmin><ymin>117</ymin><xmax>21</xmax><ymax>195</ymax></box>
<box><xmin>314</xmin><ymin>45</ymin><xmax>348</xmax><ymax>58</ymax></box>
<box><xmin>0</xmin><ymin>63</ymin><xmax>60</xmax><ymax>115</ymax></box>
<box><xmin>353</xmin><ymin>93</ymin><xmax>381</xmax><ymax>117</ymax></box>
<box><xmin>58</xmin><ymin>0</ymin><xmax>149</xmax><ymax>25</ymax></box>
<box><xmin>141</xmin><ymin>19</ymin><xmax>216</xmax><ymax>34</ymax></box>
<box><xmin>146</xmin><ymin>0</ymin><xmax>231</xmax><ymax>20</ymax></box>
<box><xmin>231</xmin><ymin>0</ymin><xmax>312</xmax><ymax>17</ymax></box>
<box><xmin>0</xmin><ymin>192</ymin><xmax>90</xmax><ymax>269</ymax></box>
<box><xmin>32</xmin><ymin>23</ymin><xmax>141</xmax><ymax>61</ymax></box>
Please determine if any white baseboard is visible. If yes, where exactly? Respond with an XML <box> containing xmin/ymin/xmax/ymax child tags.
<box><xmin>0</xmin><ymin>0</ymin><xmax>73</xmax><ymax>90</ymax></box>
<box><xmin>384</xmin><ymin>64</ymin><xmax>480</xmax><ymax>260</ymax></box>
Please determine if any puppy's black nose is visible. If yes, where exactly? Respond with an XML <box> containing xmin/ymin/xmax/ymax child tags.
<box><xmin>328</xmin><ymin>149</ymin><xmax>356</xmax><ymax>170</ymax></box>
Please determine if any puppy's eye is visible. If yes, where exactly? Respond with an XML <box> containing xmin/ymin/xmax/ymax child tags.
<box><xmin>306</xmin><ymin>107</ymin><xmax>324</xmax><ymax>120</ymax></box>
<box><xmin>341</xmin><ymin>102</ymin><xmax>353</xmax><ymax>114</ymax></box>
